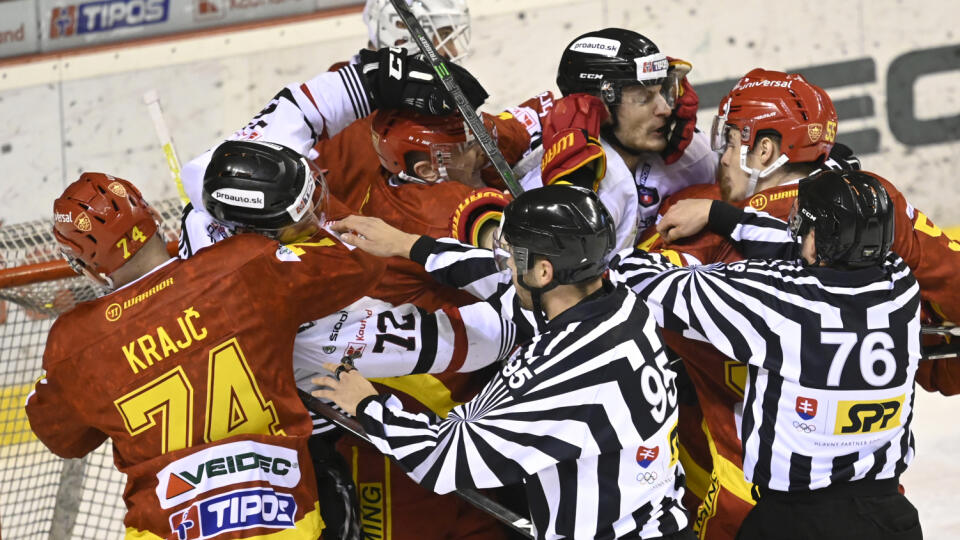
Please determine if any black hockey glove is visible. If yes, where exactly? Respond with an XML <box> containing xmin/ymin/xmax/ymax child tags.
<box><xmin>358</xmin><ymin>47</ymin><xmax>488</xmax><ymax>115</ymax></box>
<box><xmin>309</xmin><ymin>435</ymin><xmax>361</xmax><ymax>540</ymax></box>
<box><xmin>810</xmin><ymin>142</ymin><xmax>861</xmax><ymax>176</ymax></box>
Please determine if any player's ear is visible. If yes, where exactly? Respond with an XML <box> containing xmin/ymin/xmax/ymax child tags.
<box><xmin>412</xmin><ymin>159</ymin><xmax>440</xmax><ymax>182</ymax></box>
<box><xmin>534</xmin><ymin>258</ymin><xmax>554</xmax><ymax>288</ymax></box>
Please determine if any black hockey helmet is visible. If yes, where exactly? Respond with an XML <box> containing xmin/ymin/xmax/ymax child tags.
<box><xmin>556</xmin><ymin>28</ymin><xmax>670</xmax><ymax>105</ymax></box>
<box><xmin>202</xmin><ymin>140</ymin><xmax>325</xmax><ymax>234</ymax></box>
<box><xmin>789</xmin><ymin>170</ymin><xmax>895</xmax><ymax>268</ymax></box>
<box><xmin>495</xmin><ymin>184</ymin><xmax>616</xmax><ymax>284</ymax></box>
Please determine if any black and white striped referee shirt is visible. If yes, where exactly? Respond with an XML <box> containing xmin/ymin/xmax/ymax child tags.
<box><xmin>610</xmin><ymin>229</ymin><xmax>921</xmax><ymax>493</ymax></box>
<box><xmin>356</xmin><ymin>278</ymin><xmax>690</xmax><ymax>539</ymax></box>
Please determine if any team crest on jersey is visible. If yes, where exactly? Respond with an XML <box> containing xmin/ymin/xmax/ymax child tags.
<box><xmin>635</xmin><ymin>446</ymin><xmax>659</xmax><ymax>468</ymax></box>
<box><xmin>168</xmin><ymin>488</ymin><xmax>296</xmax><ymax>540</ymax></box>
<box><xmin>345</xmin><ymin>342</ymin><xmax>366</xmax><ymax>360</ymax></box>
<box><xmin>795</xmin><ymin>396</ymin><xmax>818</xmax><ymax>420</ymax></box>
<box><xmin>637</xmin><ymin>186</ymin><xmax>660</xmax><ymax>208</ymax></box>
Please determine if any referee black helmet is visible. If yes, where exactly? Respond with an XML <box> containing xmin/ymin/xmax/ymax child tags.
<box><xmin>495</xmin><ymin>184</ymin><xmax>616</xmax><ymax>284</ymax></box>
<box><xmin>790</xmin><ymin>170</ymin><xmax>895</xmax><ymax>268</ymax></box>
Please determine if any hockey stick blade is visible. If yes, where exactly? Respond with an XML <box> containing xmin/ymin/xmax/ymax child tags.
<box><xmin>388</xmin><ymin>0</ymin><xmax>524</xmax><ymax>197</ymax></box>
<box><xmin>297</xmin><ymin>389</ymin><xmax>536</xmax><ymax>538</ymax></box>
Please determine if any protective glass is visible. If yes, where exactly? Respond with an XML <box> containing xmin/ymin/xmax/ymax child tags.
<box><xmin>492</xmin><ymin>220</ymin><xmax>530</xmax><ymax>276</ymax></box>
<box><xmin>429</xmin><ymin>122</ymin><xmax>489</xmax><ymax>184</ymax></box>
<box><xmin>710</xmin><ymin>115</ymin><xmax>736</xmax><ymax>154</ymax></box>
<box><xmin>619</xmin><ymin>77</ymin><xmax>679</xmax><ymax>109</ymax></box>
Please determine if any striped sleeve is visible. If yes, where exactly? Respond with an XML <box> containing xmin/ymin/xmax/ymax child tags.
<box><xmin>412</xmin><ymin>236</ymin><xmax>510</xmax><ymax>300</ymax></box>
<box><xmin>410</xmin><ymin>236</ymin><xmax>539</xmax><ymax>341</ymax></box>
<box><xmin>708</xmin><ymin>203</ymin><xmax>798</xmax><ymax>260</ymax></box>
<box><xmin>610</xmin><ymin>250</ymin><xmax>788</xmax><ymax>370</ymax></box>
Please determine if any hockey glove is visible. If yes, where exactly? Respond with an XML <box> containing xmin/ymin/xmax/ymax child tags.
<box><xmin>540</xmin><ymin>93</ymin><xmax>608</xmax><ymax>191</ymax></box>
<box><xmin>308</xmin><ymin>435</ymin><xmax>361</xmax><ymax>540</ymax></box>
<box><xmin>661</xmin><ymin>57</ymin><xmax>699</xmax><ymax>165</ymax></box>
<box><xmin>450</xmin><ymin>188</ymin><xmax>512</xmax><ymax>248</ymax></box>
<box><xmin>358</xmin><ymin>47</ymin><xmax>488</xmax><ymax>115</ymax></box>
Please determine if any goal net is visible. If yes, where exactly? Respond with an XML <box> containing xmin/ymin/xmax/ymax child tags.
<box><xmin>0</xmin><ymin>198</ymin><xmax>183</xmax><ymax>539</ymax></box>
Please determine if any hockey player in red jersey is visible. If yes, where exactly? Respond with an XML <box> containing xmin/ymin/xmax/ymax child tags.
<box><xmin>629</xmin><ymin>68</ymin><xmax>960</xmax><ymax>540</ymax></box>
<box><xmin>26</xmin><ymin>150</ymin><xmax>388</xmax><ymax>539</ymax></box>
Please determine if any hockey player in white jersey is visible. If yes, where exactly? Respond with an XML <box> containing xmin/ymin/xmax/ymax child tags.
<box><xmin>526</xmin><ymin>28</ymin><xmax>717</xmax><ymax>254</ymax></box>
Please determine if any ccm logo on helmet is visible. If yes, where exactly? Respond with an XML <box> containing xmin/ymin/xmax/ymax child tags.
<box><xmin>212</xmin><ymin>188</ymin><xmax>265</xmax><ymax>209</ymax></box>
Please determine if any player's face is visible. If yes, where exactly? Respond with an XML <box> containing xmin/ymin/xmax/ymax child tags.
<box><xmin>717</xmin><ymin>127</ymin><xmax>763</xmax><ymax>202</ymax></box>
<box><xmin>611</xmin><ymin>84</ymin><xmax>672</xmax><ymax>154</ymax></box>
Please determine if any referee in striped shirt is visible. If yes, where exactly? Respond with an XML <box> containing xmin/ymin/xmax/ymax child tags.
<box><xmin>610</xmin><ymin>170</ymin><xmax>922</xmax><ymax>540</ymax></box>
<box><xmin>317</xmin><ymin>185</ymin><xmax>694</xmax><ymax>539</ymax></box>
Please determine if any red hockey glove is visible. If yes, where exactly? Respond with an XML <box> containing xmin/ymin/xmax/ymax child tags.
<box><xmin>540</xmin><ymin>93</ymin><xmax>609</xmax><ymax>190</ymax></box>
<box><xmin>449</xmin><ymin>188</ymin><xmax>512</xmax><ymax>247</ymax></box>
<box><xmin>661</xmin><ymin>57</ymin><xmax>699</xmax><ymax>165</ymax></box>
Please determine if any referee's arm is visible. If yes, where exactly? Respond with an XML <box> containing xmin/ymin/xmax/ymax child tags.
<box><xmin>354</xmin><ymin>367</ymin><xmax>617</xmax><ymax>495</ymax></box>
<box><xmin>706</xmin><ymin>201</ymin><xmax>798</xmax><ymax>260</ymax></box>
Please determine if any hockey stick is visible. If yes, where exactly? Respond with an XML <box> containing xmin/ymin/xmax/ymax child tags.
<box><xmin>388</xmin><ymin>0</ymin><xmax>524</xmax><ymax>197</ymax></box>
<box><xmin>921</xmin><ymin>325</ymin><xmax>960</xmax><ymax>337</ymax></box>
<box><xmin>143</xmin><ymin>90</ymin><xmax>190</xmax><ymax>205</ymax></box>
<box><xmin>297</xmin><ymin>389</ymin><xmax>536</xmax><ymax>538</ymax></box>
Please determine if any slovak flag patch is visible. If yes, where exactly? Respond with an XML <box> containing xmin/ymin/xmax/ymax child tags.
<box><xmin>796</xmin><ymin>396</ymin><xmax>818</xmax><ymax>420</ymax></box>
<box><xmin>635</xmin><ymin>446</ymin><xmax>659</xmax><ymax>468</ymax></box>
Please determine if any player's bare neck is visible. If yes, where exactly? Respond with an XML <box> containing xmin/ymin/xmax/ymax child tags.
<box><xmin>110</xmin><ymin>236</ymin><xmax>173</xmax><ymax>289</ymax></box>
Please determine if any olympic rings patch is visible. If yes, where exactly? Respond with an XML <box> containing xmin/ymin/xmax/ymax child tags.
<box><xmin>792</xmin><ymin>421</ymin><xmax>816</xmax><ymax>433</ymax></box>
<box><xmin>636</xmin><ymin>471</ymin><xmax>658</xmax><ymax>484</ymax></box>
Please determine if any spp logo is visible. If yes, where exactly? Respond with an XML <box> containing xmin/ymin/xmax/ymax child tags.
<box><xmin>835</xmin><ymin>396</ymin><xmax>904</xmax><ymax>435</ymax></box>
<box><xmin>795</xmin><ymin>396</ymin><xmax>818</xmax><ymax>420</ymax></box>
<box><xmin>168</xmin><ymin>488</ymin><xmax>296</xmax><ymax>540</ymax></box>
<box><xmin>50</xmin><ymin>0</ymin><xmax>169</xmax><ymax>39</ymax></box>
<box><xmin>635</xmin><ymin>446</ymin><xmax>659</xmax><ymax>468</ymax></box>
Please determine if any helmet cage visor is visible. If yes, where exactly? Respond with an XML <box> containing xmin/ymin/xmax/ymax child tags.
<box><xmin>429</xmin><ymin>137</ymin><xmax>480</xmax><ymax>183</ymax></box>
<box><xmin>376</xmin><ymin>4</ymin><xmax>471</xmax><ymax>63</ymax></box>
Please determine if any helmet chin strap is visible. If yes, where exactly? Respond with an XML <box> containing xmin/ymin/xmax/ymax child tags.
<box><xmin>739</xmin><ymin>145</ymin><xmax>790</xmax><ymax>196</ymax></box>
<box><xmin>397</xmin><ymin>170</ymin><xmax>445</xmax><ymax>185</ymax></box>
<box><xmin>515</xmin><ymin>271</ymin><xmax>559</xmax><ymax>331</ymax></box>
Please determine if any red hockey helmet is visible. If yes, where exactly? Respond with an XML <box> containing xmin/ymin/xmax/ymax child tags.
<box><xmin>371</xmin><ymin>109</ymin><xmax>480</xmax><ymax>183</ymax></box>
<box><xmin>53</xmin><ymin>172</ymin><xmax>159</xmax><ymax>281</ymax></box>
<box><xmin>711</xmin><ymin>68</ymin><xmax>838</xmax><ymax>164</ymax></box>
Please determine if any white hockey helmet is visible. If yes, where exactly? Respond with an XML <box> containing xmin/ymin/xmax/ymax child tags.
<box><xmin>362</xmin><ymin>0</ymin><xmax>471</xmax><ymax>64</ymax></box>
